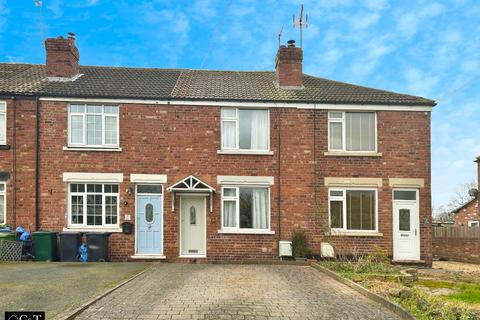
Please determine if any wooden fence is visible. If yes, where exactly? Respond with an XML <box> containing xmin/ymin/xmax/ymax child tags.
<box><xmin>433</xmin><ymin>226</ymin><xmax>480</xmax><ymax>239</ymax></box>
<box><xmin>433</xmin><ymin>226</ymin><xmax>480</xmax><ymax>264</ymax></box>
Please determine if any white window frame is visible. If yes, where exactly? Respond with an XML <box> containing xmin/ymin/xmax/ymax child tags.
<box><xmin>328</xmin><ymin>187</ymin><xmax>378</xmax><ymax>233</ymax></box>
<box><xmin>0</xmin><ymin>101</ymin><xmax>6</xmax><ymax>145</ymax></box>
<box><xmin>68</xmin><ymin>104</ymin><xmax>120</xmax><ymax>148</ymax></box>
<box><xmin>220</xmin><ymin>108</ymin><xmax>270</xmax><ymax>152</ymax></box>
<box><xmin>328</xmin><ymin>111</ymin><xmax>377</xmax><ymax>153</ymax></box>
<box><xmin>67</xmin><ymin>183</ymin><xmax>120</xmax><ymax>228</ymax></box>
<box><xmin>0</xmin><ymin>183</ymin><xmax>6</xmax><ymax>225</ymax></box>
<box><xmin>468</xmin><ymin>220</ymin><xmax>480</xmax><ymax>227</ymax></box>
<box><xmin>220</xmin><ymin>185</ymin><xmax>271</xmax><ymax>232</ymax></box>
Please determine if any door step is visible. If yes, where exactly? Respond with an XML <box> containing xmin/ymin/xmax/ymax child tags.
<box><xmin>130</xmin><ymin>255</ymin><xmax>166</xmax><ymax>260</ymax></box>
<box><xmin>392</xmin><ymin>259</ymin><xmax>426</xmax><ymax>266</ymax></box>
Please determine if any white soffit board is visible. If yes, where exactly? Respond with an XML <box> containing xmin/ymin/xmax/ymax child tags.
<box><xmin>130</xmin><ymin>174</ymin><xmax>167</xmax><ymax>184</ymax></box>
<box><xmin>63</xmin><ymin>172</ymin><xmax>124</xmax><ymax>183</ymax></box>
<box><xmin>39</xmin><ymin>97</ymin><xmax>433</xmax><ymax>112</ymax></box>
<box><xmin>217</xmin><ymin>176</ymin><xmax>274</xmax><ymax>185</ymax></box>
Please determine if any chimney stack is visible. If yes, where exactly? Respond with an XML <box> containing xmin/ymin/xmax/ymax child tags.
<box><xmin>45</xmin><ymin>33</ymin><xmax>80</xmax><ymax>78</ymax></box>
<box><xmin>275</xmin><ymin>40</ymin><xmax>303</xmax><ymax>89</ymax></box>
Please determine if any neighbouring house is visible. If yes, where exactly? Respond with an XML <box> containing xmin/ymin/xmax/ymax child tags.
<box><xmin>452</xmin><ymin>158</ymin><xmax>480</xmax><ymax>227</ymax></box>
<box><xmin>0</xmin><ymin>33</ymin><xmax>436</xmax><ymax>263</ymax></box>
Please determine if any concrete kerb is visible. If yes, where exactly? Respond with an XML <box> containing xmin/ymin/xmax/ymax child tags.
<box><xmin>57</xmin><ymin>264</ymin><xmax>153</xmax><ymax>320</ymax></box>
<box><xmin>311</xmin><ymin>264</ymin><xmax>415</xmax><ymax>320</ymax></box>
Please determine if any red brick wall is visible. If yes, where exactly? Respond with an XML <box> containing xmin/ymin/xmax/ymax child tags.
<box><xmin>0</xmin><ymin>98</ymin><xmax>37</xmax><ymax>230</ymax></box>
<box><xmin>454</xmin><ymin>199</ymin><xmax>479</xmax><ymax>226</ymax></box>
<box><xmin>2</xmin><ymin>99</ymin><xmax>432</xmax><ymax>263</ymax></box>
<box><xmin>433</xmin><ymin>237</ymin><xmax>480</xmax><ymax>264</ymax></box>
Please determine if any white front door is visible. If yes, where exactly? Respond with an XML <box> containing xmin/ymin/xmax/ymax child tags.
<box><xmin>180</xmin><ymin>197</ymin><xmax>206</xmax><ymax>257</ymax></box>
<box><xmin>393</xmin><ymin>189</ymin><xmax>420</xmax><ymax>261</ymax></box>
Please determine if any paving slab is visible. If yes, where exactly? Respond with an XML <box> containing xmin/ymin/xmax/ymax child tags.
<box><xmin>76</xmin><ymin>264</ymin><xmax>402</xmax><ymax>320</ymax></box>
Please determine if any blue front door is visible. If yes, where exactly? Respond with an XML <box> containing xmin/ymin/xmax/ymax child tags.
<box><xmin>136</xmin><ymin>195</ymin><xmax>163</xmax><ymax>255</ymax></box>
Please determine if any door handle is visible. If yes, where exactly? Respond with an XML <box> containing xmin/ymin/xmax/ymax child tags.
<box><xmin>415</xmin><ymin>228</ymin><xmax>417</xmax><ymax>236</ymax></box>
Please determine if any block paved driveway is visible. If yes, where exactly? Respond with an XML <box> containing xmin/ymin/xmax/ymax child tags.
<box><xmin>76</xmin><ymin>264</ymin><xmax>401</xmax><ymax>320</ymax></box>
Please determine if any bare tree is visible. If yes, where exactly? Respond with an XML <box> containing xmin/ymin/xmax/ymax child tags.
<box><xmin>444</xmin><ymin>179</ymin><xmax>477</xmax><ymax>213</ymax></box>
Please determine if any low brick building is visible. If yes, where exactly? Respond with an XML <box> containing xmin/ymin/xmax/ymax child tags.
<box><xmin>452</xmin><ymin>158</ymin><xmax>480</xmax><ymax>227</ymax></box>
<box><xmin>0</xmin><ymin>34</ymin><xmax>436</xmax><ymax>263</ymax></box>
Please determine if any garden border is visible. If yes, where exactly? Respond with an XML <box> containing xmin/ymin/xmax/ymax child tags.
<box><xmin>312</xmin><ymin>264</ymin><xmax>415</xmax><ymax>320</ymax></box>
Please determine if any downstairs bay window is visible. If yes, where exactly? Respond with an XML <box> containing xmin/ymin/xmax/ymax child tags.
<box><xmin>68</xmin><ymin>183</ymin><xmax>119</xmax><ymax>228</ymax></box>
<box><xmin>329</xmin><ymin>188</ymin><xmax>377</xmax><ymax>232</ymax></box>
<box><xmin>221</xmin><ymin>186</ymin><xmax>270</xmax><ymax>232</ymax></box>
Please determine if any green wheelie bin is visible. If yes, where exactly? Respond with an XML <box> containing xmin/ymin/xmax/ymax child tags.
<box><xmin>32</xmin><ymin>231</ymin><xmax>58</xmax><ymax>261</ymax></box>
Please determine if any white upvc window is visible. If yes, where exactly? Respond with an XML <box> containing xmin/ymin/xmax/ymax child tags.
<box><xmin>68</xmin><ymin>183</ymin><xmax>119</xmax><ymax>227</ymax></box>
<box><xmin>0</xmin><ymin>101</ymin><xmax>6</xmax><ymax>145</ymax></box>
<box><xmin>328</xmin><ymin>188</ymin><xmax>378</xmax><ymax>232</ymax></box>
<box><xmin>221</xmin><ymin>186</ymin><xmax>270</xmax><ymax>231</ymax></box>
<box><xmin>468</xmin><ymin>220</ymin><xmax>480</xmax><ymax>227</ymax></box>
<box><xmin>0</xmin><ymin>183</ymin><xmax>5</xmax><ymax>225</ymax></box>
<box><xmin>68</xmin><ymin>104</ymin><xmax>119</xmax><ymax>148</ymax></box>
<box><xmin>328</xmin><ymin>111</ymin><xmax>377</xmax><ymax>152</ymax></box>
<box><xmin>221</xmin><ymin>108</ymin><xmax>269</xmax><ymax>151</ymax></box>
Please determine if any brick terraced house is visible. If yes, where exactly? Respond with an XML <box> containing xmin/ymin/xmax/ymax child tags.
<box><xmin>0</xmin><ymin>34</ymin><xmax>436</xmax><ymax>263</ymax></box>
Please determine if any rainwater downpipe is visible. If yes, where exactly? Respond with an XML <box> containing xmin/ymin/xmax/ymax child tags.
<box><xmin>12</xmin><ymin>95</ymin><xmax>17</xmax><ymax>228</ymax></box>
<box><xmin>35</xmin><ymin>96</ymin><xmax>40</xmax><ymax>230</ymax></box>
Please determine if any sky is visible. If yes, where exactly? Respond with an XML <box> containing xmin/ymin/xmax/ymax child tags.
<box><xmin>0</xmin><ymin>0</ymin><xmax>479</xmax><ymax>211</ymax></box>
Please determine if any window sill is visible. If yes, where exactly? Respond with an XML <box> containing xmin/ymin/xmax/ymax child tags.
<box><xmin>0</xmin><ymin>144</ymin><xmax>10</xmax><ymax>150</ymax></box>
<box><xmin>327</xmin><ymin>230</ymin><xmax>383</xmax><ymax>237</ymax></box>
<box><xmin>63</xmin><ymin>227</ymin><xmax>122</xmax><ymax>233</ymax></box>
<box><xmin>324</xmin><ymin>151</ymin><xmax>382</xmax><ymax>157</ymax></box>
<box><xmin>131</xmin><ymin>255</ymin><xmax>166</xmax><ymax>260</ymax></box>
<box><xmin>217</xmin><ymin>150</ymin><xmax>274</xmax><ymax>156</ymax></box>
<box><xmin>218</xmin><ymin>229</ymin><xmax>275</xmax><ymax>235</ymax></box>
<box><xmin>63</xmin><ymin>146</ymin><xmax>122</xmax><ymax>152</ymax></box>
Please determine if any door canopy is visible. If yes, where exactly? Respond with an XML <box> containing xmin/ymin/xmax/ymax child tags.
<box><xmin>167</xmin><ymin>175</ymin><xmax>216</xmax><ymax>212</ymax></box>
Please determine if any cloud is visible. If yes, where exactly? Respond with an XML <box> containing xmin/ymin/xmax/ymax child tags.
<box><xmin>350</xmin><ymin>12</ymin><xmax>380</xmax><ymax>30</ymax></box>
<box><xmin>0</xmin><ymin>0</ymin><xmax>8</xmax><ymax>32</ymax></box>
<box><xmin>403</xmin><ymin>67</ymin><xmax>439</xmax><ymax>97</ymax></box>
<box><xmin>396</xmin><ymin>2</ymin><xmax>446</xmax><ymax>38</ymax></box>
<box><xmin>350</xmin><ymin>36</ymin><xmax>395</xmax><ymax>80</ymax></box>
<box><xmin>364</xmin><ymin>0</ymin><xmax>389</xmax><ymax>11</ymax></box>
<box><xmin>47</xmin><ymin>0</ymin><xmax>63</xmax><ymax>19</ymax></box>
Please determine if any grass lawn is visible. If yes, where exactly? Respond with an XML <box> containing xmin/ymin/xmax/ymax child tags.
<box><xmin>0</xmin><ymin>262</ymin><xmax>149</xmax><ymax>319</ymax></box>
<box><xmin>318</xmin><ymin>250</ymin><xmax>480</xmax><ymax>319</ymax></box>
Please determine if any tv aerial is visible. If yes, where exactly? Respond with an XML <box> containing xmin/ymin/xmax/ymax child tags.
<box><xmin>293</xmin><ymin>4</ymin><xmax>308</xmax><ymax>48</ymax></box>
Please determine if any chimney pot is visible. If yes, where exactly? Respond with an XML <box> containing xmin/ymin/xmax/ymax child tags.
<box><xmin>45</xmin><ymin>33</ymin><xmax>80</xmax><ymax>78</ymax></box>
<box><xmin>287</xmin><ymin>39</ymin><xmax>296</xmax><ymax>47</ymax></box>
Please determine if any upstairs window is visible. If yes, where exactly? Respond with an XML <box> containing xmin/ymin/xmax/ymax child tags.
<box><xmin>0</xmin><ymin>102</ymin><xmax>6</xmax><ymax>145</ymax></box>
<box><xmin>328</xmin><ymin>111</ymin><xmax>376</xmax><ymax>152</ymax></box>
<box><xmin>221</xmin><ymin>108</ymin><xmax>269</xmax><ymax>151</ymax></box>
<box><xmin>68</xmin><ymin>104</ymin><xmax>119</xmax><ymax>148</ymax></box>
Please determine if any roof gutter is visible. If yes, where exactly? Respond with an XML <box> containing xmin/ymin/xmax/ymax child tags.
<box><xmin>37</xmin><ymin>97</ymin><xmax>435</xmax><ymax>111</ymax></box>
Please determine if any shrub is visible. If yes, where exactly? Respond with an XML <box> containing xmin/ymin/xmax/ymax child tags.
<box><xmin>291</xmin><ymin>229</ymin><xmax>309</xmax><ymax>257</ymax></box>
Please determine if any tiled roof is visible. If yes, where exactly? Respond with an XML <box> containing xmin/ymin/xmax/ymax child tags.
<box><xmin>0</xmin><ymin>63</ymin><xmax>436</xmax><ymax>106</ymax></box>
